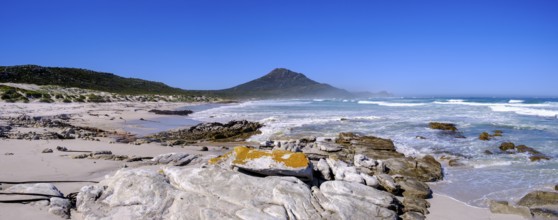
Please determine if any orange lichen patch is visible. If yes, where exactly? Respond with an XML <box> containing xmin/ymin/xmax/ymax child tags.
<box><xmin>232</xmin><ymin>146</ymin><xmax>309</xmax><ymax>168</ymax></box>
<box><xmin>208</xmin><ymin>146</ymin><xmax>310</xmax><ymax>168</ymax></box>
<box><xmin>208</xmin><ymin>151</ymin><xmax>233</xmax><ymax>165</ymax></box>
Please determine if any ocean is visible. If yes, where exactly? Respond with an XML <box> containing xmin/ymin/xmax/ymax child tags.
<box><xmin>185</xmin><ymin>97</ymin><xmax>558</xmax><ymax>207</ymax></box>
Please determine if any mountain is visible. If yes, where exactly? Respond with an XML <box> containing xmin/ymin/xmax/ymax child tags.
<box><xmin>0</xmin><ymin>65</ymin><xmax>190</xmax><ymax>95</ymax></box>
<box><xmin>216</xmin><ymin>68</ymin><xmax>354</xmax><ymax>99</ymax></box>
<box><xmin>1</xmin><ymin>65</ymin><xmax>386</xmax><ymax>99</ymax></box>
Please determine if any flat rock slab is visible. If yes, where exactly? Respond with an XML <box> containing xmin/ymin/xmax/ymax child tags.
<box><xmin>209</xmin><ymin>146</ymin><xmax>313</xmax><ymax>181</ymax></box>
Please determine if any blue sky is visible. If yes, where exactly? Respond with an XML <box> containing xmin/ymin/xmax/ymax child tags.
<box><xmin>1</xmin><ymin>0</ymin><xmax>557</xmax><ymax>97</ymax></box>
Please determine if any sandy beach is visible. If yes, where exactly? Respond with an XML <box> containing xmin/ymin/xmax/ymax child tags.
<box><xmin>0</xmin><ymin>102</ymin><xmax>532</xmax><ymax>219</ymax></box>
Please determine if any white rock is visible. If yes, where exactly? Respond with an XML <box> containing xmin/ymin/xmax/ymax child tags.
<box><xmin>4</xmin><ymin>183</ymin><xmax>63</xmax><ymax>197</ymax></box>
<box><xmin>317</xmin><ymin>159</ymin><xmax>332</xmax><ymax>180</ymax></box>
<box><xmin>49</xmin><ymin>197</ymin><xmax>71</xmax><ymax>219</ymax></box>
<box><xmin>318</xmin><ymin>141</ymin><xmax>343</xmax><ymax>152</ymax></box>
<box><xmin>317</xmin><ymin>181</ymin><xmax>397</xmax><ymax>220</ymax></box>
<box><xmin>361</xmin><ymin>173</ymin><xmax>380</xmax><ymax>188</ymax></box>
<box><xmin>354</xmin><ymin>154</ymin><xmax>377</xmax><ymax>168</ymax></box>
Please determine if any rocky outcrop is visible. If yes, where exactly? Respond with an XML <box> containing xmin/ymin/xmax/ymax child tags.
<box><xmin>3</xmin><ymin>114</ymin><xmax>106</xmax><ymax>141</ymax></box>
<box><xmin>150</xmin><ymin>153</ymin><xmax>201</xmax><ymax>166</ymax></box>
<box><xmin>489</xmin><ymin>191</ymin><xmax>558</xmax><ymax>219</ymax></box>
<box><xmin>428</xmin><ymin>122</ymin><xmax>457</xmax><ymax>131</ymax></box>
<box><xmin>148</xmin><ymin>109</ymin><xmax>193</xmax><ymax>116</ymax></box>
<box><xmin>383</xmin><ymin>155</ymin><xmax>443</xmax><ymax>182</ymax></box>
<box><xmin>148</xmin><ymin>120</ymin><xmax>262</xmax><ymax>143</ymax></box>
<box><xmin>77</xmin><ymin>167</ymin><xmax>400</xmax><ymax>220</ymax></box>
<box><xmin>210</xmin><ymin>146</ymin><xmax>313</xmax><ymax>181</ymax></box>
<box><xmin>335</xmin><ymin>132</ymin><xmax>404</xmax><ymax>160</ymax></box>
<box><xmin>499</xmin><ymin>142</ymin><xmax>551</xmax><ymax>162</ymax></box>
<box><xmin>316</xmin><ymin>181</ymin><xmax>398</xmax><ymax>219</ymax></box>
<box><xmin>488</xmin><ymin>200</ymin><xmax>533</xmax><ymax>219</ymax></box>
<box><xmin>3</xmin><ymin>183</ymin><xmax>71</xmax><ymax>219</ymax></box>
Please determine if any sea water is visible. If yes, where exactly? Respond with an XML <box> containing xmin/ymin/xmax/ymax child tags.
<box><xmin>188</xmin><ymin>97</ymin><xmax>558</xmax><ymax>207</ymax></box>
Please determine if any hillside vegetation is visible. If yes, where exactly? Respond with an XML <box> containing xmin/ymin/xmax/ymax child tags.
<box><xmin>0</xmin><ymin>65</ymin><xmax>190</xmax><ymax>95</ymax></box>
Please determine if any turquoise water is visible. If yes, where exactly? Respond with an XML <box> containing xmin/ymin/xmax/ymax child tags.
<box><xmin>189</xmin><ymin>97</ymin><xmax>558</xmax><ymax>207</ymax></box>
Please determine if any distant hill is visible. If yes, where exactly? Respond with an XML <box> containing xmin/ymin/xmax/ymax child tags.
<box><xmin>0</xmin><ymin>65</ymin><xmax>389</xmax><ymax>99</ymax></box>
<box><xmin>0</xmin><ymin>65</ymin><xmax>189</xmax><ymax>95</ymax></box>
<box><xmin>215</xmin><ymin>68</ymin><xmax>354</xmax><ymax>99</ymax></box>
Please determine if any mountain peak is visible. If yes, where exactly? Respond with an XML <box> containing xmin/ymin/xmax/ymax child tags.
<box><xmin>263</xmin><ymin>68</ymin><xmax>307</xmax><ymax>80</ymax></box>
<box><xmin>221</xmin><ymin>68</ymin><xmax>354</xmax><ymax>99</ymax></box>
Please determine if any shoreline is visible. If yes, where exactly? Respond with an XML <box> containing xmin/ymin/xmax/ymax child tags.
<box><xmin>0</xmin><ymin>101</ymin><xmax>545</xmax><ymax>219</ymax></box>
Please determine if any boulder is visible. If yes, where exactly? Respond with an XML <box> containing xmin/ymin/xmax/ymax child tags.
<box><xmin>317</xmin><ymin>141</ymin><xmax>343</xmax><ymax>152</ymax></box>
<box><xmin>479</xmin><ymin>132</ymin><xmax>491</xmax><ymax>141</ymax></box>
<box><xmin>361</xmin><ymin>173</ymin><xmax>380</xmax><ymax>188</ymax></box>
<box><xmin>488</xmin><ymin>200</ymin><xmax>533</xmax><ymax>219</ymax></box>
<box><xmin>354</xmin><ymin>154</ymin><xmax>377</xmax><ymax>169</ymax></box>
<box><xmin>401</xmin><ymin>211</ymin><xmax>426</xmax><ymax>220</ymax></box>
<box><xmin>4</xmin><ymin>183</ymin><xmax>63</xmax><ymax>197</ymax></box>
<box><xmin>334</xmin><ymin>132</ymin><xmax>404</xmax><ymax>160</ymax></box>
<box><xmin>499</xmin><ymin>142</ymin><xmax>515</xmax><ymax>151</ymax></box>
<box><xmin>316</xmin><ymin>180</ymin><xmax>398</xmax><ymax>220</ymax></box>
<box><xmin>151</xmin><ymin>153</ymin><xmax>200</xmax><ymax>166</ymax></box>
<box><xmin>49</xmin><ymin>197</ymin><xmax>71</xmax><ymax>219</ymax></box>
<box><xmin>149</xmin><ymin>120</ymin><xmax>262</xmax><ymax>142</ymax></box>
<box><xmin>377</xmin><ymin>174</ymin><xmax>399</xmax><ymax>194</ymax></box>
<box><xmin>209</xmin><ymin>146</ymin><xmax>313</xmax><ymax>181</ymax></box>
<box><xmin>316</xmin><ymin>158</ymin><xmax>332</xmax><ymax>180</ymax></box>
<box><xmin>403</xmin><ymin>197</ymin><xmax>430</xmax><ymax>215</ymax></box>
<box><xmin>326</xmin><ymin>158</ymin><xmax>364</xmax><ymax>184</ymax></box>
<box><xmin>428</xmin><ymin>122</ymin><xmax>457</xmax><ymax>131</ymax></box>
<box><xmin>384</xmin><ymin>155</ymin><xmax>443</xmax><ymax>182</ymax></box>
<box><xmin>42</xmin><ymin>148</ymin><xmax>53</xmax><ymax>153</ymax></box>
<box><xmin>398</xmin><ymin>178</ymin><xmax>432</xmax><ymax>199</ymax></box>
<box><xmin>517</xmin><ymin>191</ymin><xmax>558</xmax><ymax>207</ymax></box>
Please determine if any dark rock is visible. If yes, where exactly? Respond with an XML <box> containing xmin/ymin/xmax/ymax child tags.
<box><xmin>403</xmin><ymin>197</ymin><xmax>430</xmax><ymax>215</ymax></box>
<box><xmin>93</xmin><ymin>151</ymin><xmax>112</xmax><ymax>155</ymax></box>
<box><xmin>517</xmin><ymin>191</ymin><xmax>558</xmax><ymax>207</ymax></box>
<box><xmin>531</xmin><ymin>208</ymin><xmax>558</xmax><ymax>219</ymax></box>
<box><xmin>479</xmin><ymin>132</ymin><xmax>491</xmax><ymax>141</ymax></box>
<box><xmin>488</xmin><ymin>200</ymin><xmax>533</xmax><ymax>219</ymax></box>
<box><xmin>493</xmin><ymin>130</ymin><xmax>503</xmax><ymax>137</ymax></box>
<box><xmin>148</xmin><ymin>109</ymin><xmax>193</xmax><ymax>116</ymax></box>
<box><xmin>428</xmin><ymin>122</ymin><xmax>457</xmax><ymax>131</ymax></box>
<box><xmin>56</xmin><ymin>146</ymin><xmax>68</xmax><ymax>151</ymax></box>
<box><xmin>555</xmin><ymin>184</ymin><xmax>558</xmax><ymax>191</ymax></box>
<box><xmin>398</xmin><ymin>177</ymin><xmax>432</xmax><ymax>199</ymax></box>
<box><xmin>42</xmin><ymin>148</ymin><xmax>53</xmax><ymax>153</ymax></box>
<box><xmin>334</xmin><ymin>132</ymin><xmax>404</xmax><ymax>161</ymax></box>
<box><xmin>384</xmin><ymin>155</ymin><xmax>443</xmax><ymax>182</ymax></box>
<box><xmin>499</xmin><ymin>142</ymin><xmax>515</xmax><ymax>151</ymax></box>
<box><xmin>415</xmin><ymin>136</ymin><xmax>426</xmax><ymax>140</ymax></box>
<box><xmin>448</xmin><ymin>159</ymin><xmax>465</xmax><ymax>167</ymax></box>
<box><xmin>4</xmin><ymin>152</ymin><xmax>14</xmax><ymax>156</ymax></box>
<box><xmin>139</xmin><ymin>118</ymin><xmax>145</xmax><ymax>121</ymax></box>
<box><xmin>484</xmin><ymin>150</ymin><xmax>493</xmax><ymax>155</ymax></box>
<box><xmin>401</xmin><ymin>211</ymin><xmax>426</xmax><ymax>220</ymax></box>
<box><xmin>200</xmin><ymin>146</ymin><xmax>209</xmax><ymax>151</ymax></box>
<box><xmin>148</xmin><ymin>120</ymin><xmax>262</xmax><ymax>142</ymax></box>
<box><xmin>530</xmin><ymin>155</ymin><xmax>550</xmax><ymax>162</ymax></box>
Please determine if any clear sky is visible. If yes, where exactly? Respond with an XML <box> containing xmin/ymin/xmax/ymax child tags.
<box><xmin>1</xmin><ymin>0</ymin><xmax>557</xmax><ymax>97</ymax></box>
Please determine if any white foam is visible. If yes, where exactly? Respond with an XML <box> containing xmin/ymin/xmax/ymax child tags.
<box><xmin>357</xmin><ymin>101</ymin><xmax>425</xmax><ymax>107</ymax></box>
<box><xmin>509</xmin><ymin>99</ymin><xmax>524</xmax><ymax>104</ymax></box>
<box><xmin>447</xmin><ymin>99</ymin><xmax>465</xmax><ymax>103</ymax></box>
<box><xmin>490</xmin><ymin>105</ymin><xmax>558</xmax><ymax>118</ymax></box>
<box><xmin>472</xmin><ymin>160</ymin><xmax>513</xmax><ymax>169</ymax></box>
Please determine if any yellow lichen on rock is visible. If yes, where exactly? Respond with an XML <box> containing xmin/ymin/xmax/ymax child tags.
<box><xmin>208</xmin><ymin>151</ymin><xmax>233</xmax><ymax>165</ymax></box>
<box><xmin>209</xmin><ymin>146</ymin><xmax>309</xmax><ymax>168</ymax></box>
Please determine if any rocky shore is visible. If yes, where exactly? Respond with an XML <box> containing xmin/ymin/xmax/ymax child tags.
<box><xmin>0</xmin><ymin>103</ymin><xmax>552</xmax><ymax>220</ymax></box>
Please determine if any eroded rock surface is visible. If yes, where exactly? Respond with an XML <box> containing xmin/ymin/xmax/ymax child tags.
<box><xmin>77</xmin><ymin>167</ymin><xmax>401</xmax><ymax>220</ymax></box>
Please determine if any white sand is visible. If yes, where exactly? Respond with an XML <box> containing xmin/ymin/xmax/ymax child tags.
<box><xmin>427</xmin><ymin>193</ymin><xmax>525</xmax><ymax>220</ymax></box>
